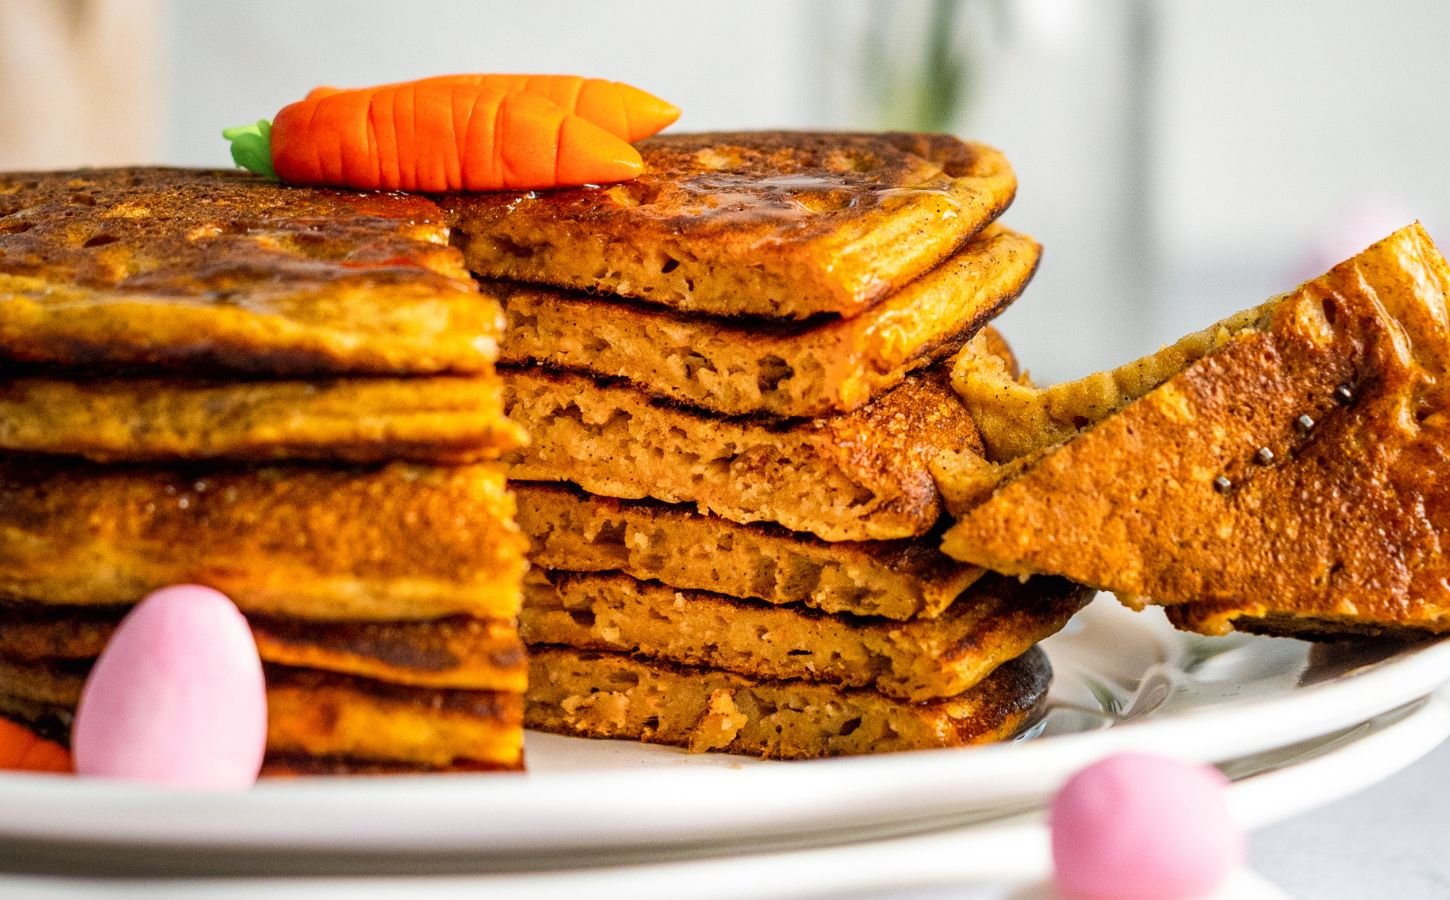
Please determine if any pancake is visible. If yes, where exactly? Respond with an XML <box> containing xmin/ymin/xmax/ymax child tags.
<box><xmin>514</xmin><ymin>483</ymin><xmax>980</xmax><ymax>620</ymax></box>
<box><xmin>521</xmin><ymin>571</ymin><xmax>1089</xmax><ymax>702</ymax></box>
<box><xmin>0</xmin><ymin>458</ymin><xmax>526</xmax><ymax>621</ymax></box>
<box><xmin>949</xmin><ymin>305</ymin><xmax>1264</xmax><ymax>464</ymax></box>
<box><xmin>504</xmin><ymin>362</ymin><xmax>982</xmax><ymax>542</ymax></box>
<box><xmin>0</xmin><ymin>374</ymin><xmax>524</xmax><ymax>464</ymax></box>
<box><xmin>525</xmin><ymin>645</ymin><xmax>1049</xmax><ymax>759</ymax></box>
<box><xmin>0</xmin><ymin>604</ymin><xmax>526</xmax><ymax>692</ymax></box>
<box><xmin>443</xmin><ymin>132</ymin><xmax>1016</xmax><ymax>320</ymax></box>
<box><xmin>494</xmin><ymin>227</ymin><xmax>1039</xmax><ymax>417</ymax></box>
<box><xmin>247</xmin><ymin>616</ymin><xmax>524</xmax><ymax>692</ymax></box>
<box><xmin>1165</xmin><ymin>603</ymin><xmax>1450</xmax><ymax>641</ymax></box>
<box><xmin>260</xmin><ymin>755</ymin><xmax>517</xmax><ymax>776</ymax></box>
<box><xmin>0</xmin><ymin>659</ymin><xmax>523</xmax><ymax>770</ymax></box>
<box><xmin>0</xmin><ymin>168</ymin><xmax>499</xmax><ymax>376</ymax></box>
<box><xmin>938</xmin><ymin>224</ymin><xmax>1450</xmax><ymax>638</ymax></box>
<box><xmin>266</xmin><ymin>665</ymin><xmax>522</xmax><ymax>770</ymax></box>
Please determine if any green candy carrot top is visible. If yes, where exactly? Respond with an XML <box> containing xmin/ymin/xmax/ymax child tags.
<box><xmin>224</xmin><ymin>74</ymin><xmax>679</xmax><ymax>192</ymax></box>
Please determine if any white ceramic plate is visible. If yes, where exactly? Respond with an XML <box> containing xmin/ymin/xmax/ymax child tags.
<box><xmin>0</xmin><ymin>597</ymin><xmax>1447</xmax><ymax>867</ymax></box>
<box><xmin>6</xmin><ymin>695</ymin><xmax>1445</xmax><ymax>897</ymax></box>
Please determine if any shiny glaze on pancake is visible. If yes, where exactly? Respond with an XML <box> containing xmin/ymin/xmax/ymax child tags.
<box><xmin>444</xmin><ymin>131</ymin><xmax>1016</xmax><ymax>319</ymax></box>
<box><xmin>0</xmin><ymin>168</ymin><xmax>499</xmax><ymax>375</ymax></box>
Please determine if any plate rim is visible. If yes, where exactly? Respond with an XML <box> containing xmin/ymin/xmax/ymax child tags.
<box><xmin>0</xmin><ymin>610</ymin><xmax>1446</xmax><ymax>856</ymax></box>
<box><xmin>1</xmin><ymin>696</ymin><xmax>1442</xmax><ymax>894</ymax></box>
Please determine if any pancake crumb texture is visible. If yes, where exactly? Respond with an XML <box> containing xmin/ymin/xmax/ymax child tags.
<box><xmin>504</xmin><ymin>365</ymin><xmax>980</xmax><ymax>542</ymax></box>
<box><xmin>526</xmin><ymin>645</ymin><xmax>1049</xmax><ymax>759</ymax></box>
<box><xmin>514</xmin><ymin>483</ymin><xmax>980</xmax><ymax>620</ymax></box>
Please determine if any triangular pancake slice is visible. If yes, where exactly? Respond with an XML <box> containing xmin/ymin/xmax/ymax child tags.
<box><xmin>939</xmin><ymin>224</ymin><xmax>1450</xmax><ymax>635</ymax></box>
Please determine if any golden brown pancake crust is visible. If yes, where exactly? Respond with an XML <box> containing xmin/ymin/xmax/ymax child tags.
<box><xmin>259</xmin><ymin>754</ymin><xmax>520</xmax><ymax>776</ymax></box>
<box><xmin>493</xmin><ymin>226</ymin><xmax>1039</xmax><ymax>417</ymax></box>
<box><xmin>521</xmin><ymin>571</ymin><xmax>1088</xmax><ymax>701</ymax></box>
<box><xmin>505</xmin><ymin>362</ymin><xmax>983</xmax><ymax>541</ymax></box>
<box><xmin>265</xmin><ymin>665</ymin><xmax>523</xmax><ymax>769</ymax></box>
<box><xmin>0</xmin><ymin>374</ymin><xmax>524</xmax><ymax>463</ymax></box>
<box><xmin>525</xmin><ymin>645</ymin><xmax>1049</xmax><ymax>759</ymax></box>
<box><xmin>0</xmin><ymin>604</ymin><xmax>526</xmax><ymax>692</ymax></box>
<box><xmin>941</xmin><ymin>224</ymin><xmax>1450</xmax><ymax>636</ymax></box>
<box><xmin>0</xmin><ymin>660</ymin><xmax>524</xmax><ymax>770</ymax></box>
<box><xmin>950</xmin><ymin>305</ymin><xmax>1264</xmax><ymax>464</ymax></box>
<box><xmin>444</xmin><ymin>132</ymin><xmax>1016</xmax><ymax>320</ymax></box>
<box><xmin>514</xmin><ymin>483</ymin><xmax>980</xmax><ymax>620</ymax></box>
<box><xmin>0</xmin><ymin>458</ymin><xmax>526</xmax><ymax>620</ymax></box>
<box><xmin>0</xmin><ymin>168</ymin><xmax>498</xmax><ymax>375</ymax></box>
<box><xmin>1165</xmin><ymin>604</ymin><xmax>1450</xmax><ymax>642</ymax></box>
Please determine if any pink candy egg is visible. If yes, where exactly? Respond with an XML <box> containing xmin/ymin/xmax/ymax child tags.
<box><xmin>73</xmin><ymin>585</ymin><xmax>267</xmax><ymax>790</ymax></box>
<box><xmin>1050</xmin><ymin>753</ymin><xmax>1244</xmax><ymax>899</ymax></box>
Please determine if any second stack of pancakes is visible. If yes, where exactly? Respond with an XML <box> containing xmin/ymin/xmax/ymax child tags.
<box><xmin>0</xmin><ymin>169</ymin><xmax>529</xmax><ymax>772</ymax></box>
<box><xmin>445</xmin><ymin>132</ymin><xmax>1093</xmax><ymax>758</ymax></box>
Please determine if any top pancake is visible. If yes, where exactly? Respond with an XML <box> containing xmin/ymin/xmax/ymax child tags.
<box><xmin>0</xmin><ymin>168</ymin><xmax>499</xmax><ymax>375</ymax></box>
<box><xmin>443</xmin><ymin>132</ymin><xmax>1016</xmax><ymax>320</ymax></box>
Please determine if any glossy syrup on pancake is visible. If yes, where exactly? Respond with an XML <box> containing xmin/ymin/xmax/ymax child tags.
<box><xmin>444</xmin><ymin>132</ymin><xmax>1017</xmax><ymax>319</ymax></box>
<box><xmin>0</xmin><ymin>168</ymin><xmax>499</xmax><ymax>375</ymax></box>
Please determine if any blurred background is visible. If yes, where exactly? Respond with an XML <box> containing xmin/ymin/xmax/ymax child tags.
<box><xmin>5</xmin><ymin>0</ymin><xmax>1445</xmax><ymax>381</ymax></box>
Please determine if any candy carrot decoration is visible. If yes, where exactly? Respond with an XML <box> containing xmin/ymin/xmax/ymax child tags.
<box><xmin>0</xmin><ymin>718</ymin><xmax>72</xmax><ymax>774</ymax></box>
<box><xmin>307</xmin><ymin>75</ymin><xmax>679</xmax><ymax>143</ymax></box>
<box><xmin>224</xmin><ymin>75</ymin><xmax>679</xmax><ymax>192</ymax></box>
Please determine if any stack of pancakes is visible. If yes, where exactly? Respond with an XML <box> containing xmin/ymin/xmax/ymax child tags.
<box><xmin>0</xmin><ymin>169</ymin><xmax>528</xmax><ymax>772</ymax></box>
<box><xmin>444</xmin><ymin>132</ymin><xmax>1093</xmax><ymax>758</ymax></box>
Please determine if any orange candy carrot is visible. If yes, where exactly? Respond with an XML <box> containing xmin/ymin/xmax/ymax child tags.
<box><xmin>225</xmin><ymin>74</ymin><xmax>679</xmax><ymax>192</ymax></box>
<box><xmin>0</xmin><ymin>718</ymin><xmax>72</xmax><ymax>774</ymax></box>
<box><xmin>308</xmin><ymin>74</ymin><xmax>679</xmax><ymax>143</ymax></box>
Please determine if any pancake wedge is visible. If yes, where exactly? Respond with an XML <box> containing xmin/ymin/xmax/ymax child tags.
<box><xmin>940</xmin><ymin>224</ymin><xmax>1450</xmax><ymax>636</ymax></box>
<box><xmin>505</xmin><ymin>363</ymin><xmax>982</xmax><ymax>542</ymax></box>
<box><xmin>0</xmin><ymin>375</ymin><xmax>524</xmax><ymax>463</ymax></box>
<box><xmin>0</xmin><ymin>659</ymin><xmax>523</xmax><ymax>770</ymax></box>
<box><xmin>948</xmin><ymin>309</ymin><xmax>1264</xmax><ymax>466</ymax></box>
<box><xmin>514</xmin><ymin>483</ymin><xmax>980</xmax><ymax>620</ymax></box>
<box><xmin>526</xmin><ymin>645</ymin><xmax>1048</xmax><ymax>759</ymax></box>
<box><xmin>0</xmin><ymin>168</ymin><xmax>497</xmax><ymax>375</ymax></box>
<box><xmin>0</xmin><ymin>458</ymin><xmax>525</xmax><ymax>621</ymax></box>
<box><xmin>444</xmin><ymin>132</ymin><xmax>1016</xmax><ymax>320</ymax></box>
<box><xmin>521</xmin><ymin>571</ymin><xmax>1089</xmax><ymax>701</ymax></box>
<box><xmin>494</xmin><ymin>226</ymin><xmax>1039</xmax><ymax>417</ymax></box>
